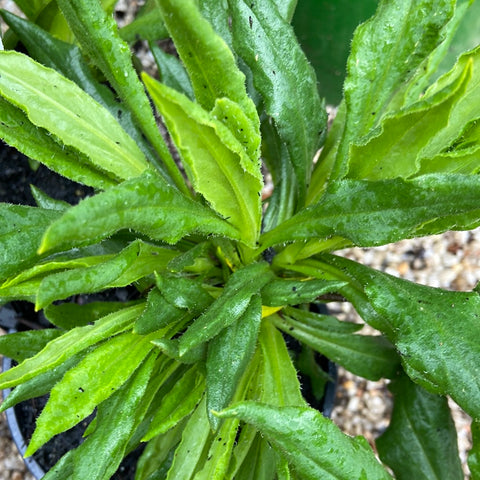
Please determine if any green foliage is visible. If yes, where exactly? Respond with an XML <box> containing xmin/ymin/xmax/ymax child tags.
<box><xmin>0</xmin><ymin>0</ymin><xmax>478</xmax><ymax>478</ymax></box>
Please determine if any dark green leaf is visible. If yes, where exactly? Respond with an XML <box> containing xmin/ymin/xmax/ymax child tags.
<box><xmin>0</xmin><ymin>205</ymin><xmax>60</xmax><ymax>282</ymax></box>
<box><xmin>377</xmin><ymin>374</ymin><xmax>463</xmax><ymax>480</ymax></box>
<box><xmin>178</xmin><ymin>262</ymin><xmax>272</xmax><ymax>355</ymax></box>
<box><xmin>119</xmin><ymin>1</ymin><xmax>168</xmax><ymax>43</ymax></box>
<box><xmin>229</xmin><ymin>0</ymin><xmax>326</xmax><ymax>206</ymax></box>
<box><xmin>469</xmin><ymin>420</ymin><xmax>480</xmax><ymax>479</ymax></box>
<box><xmin>217</xmin><ymin>402</ymin><xmax>393</xmax><ymax>480</ymax></box>
<box><xmin>323</xmin><ymin>254</ymin><xmax>480</xmax><ymax>420</ymax></box>
<box><xmin>150</xmin><ymin>41</ymin><xmax>194</xmax><ymax>100</ymax></box>
<box><xmin>273</xmin><ymin>313</ymin><xmax>400</xmax><ymax>381</ymax></box>
<box><xmin>261</xmin><ymin>175</ymin><xmax>480</xmax><ymax>249</ymax></box>
<box><xmin>56</xmin><ymin>0</ymin><xmax>187</xmax><ymax>193</ymax></box>
<box><xmin>38</xmin><ymin>170</ymin><xmax>242</xmax><ymax>254</ymax></box>
<box><xmin>0</xmin><ymin>329</ymin><xmax>62</xmax><ymax>363</ymax></box>
<box><xmin>206</xmin><ymin>294</ymin><xmax>261</xmax><ymax>430</ymax></box>
<box><xmin>261</xmin><ymin>277</ymin><xmax>346</xmax><ymax>306</ymax></box>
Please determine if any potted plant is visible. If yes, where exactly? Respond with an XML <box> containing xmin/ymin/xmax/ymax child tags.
<box><xmin>0</xmin><ymin>0</ymin><xmax>479</xmax><ymax>478</ymax></box>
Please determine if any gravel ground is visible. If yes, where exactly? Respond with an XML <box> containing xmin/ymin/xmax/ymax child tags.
<box><xmin>0</xmin><ymin>1</ymin><xmax>476</xmax><ymax>479</ymax></box>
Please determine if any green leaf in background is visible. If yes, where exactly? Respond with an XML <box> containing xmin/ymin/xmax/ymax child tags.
<box><xmin>206</xmin><ymin>294</ymin><xmax>261</xmax><ymax>430</ymax></box>
<box><xmin>119</xmin><ymin>0</ymin><xmax>168</xmax><ymax>43</ymax></box>
<box><xmin>469</xmin><ymin>420</ymin><xmax>480</xmax><ymax>479</ymax></box>
<box><xmin>331</xmin><ymin>0</ymin><xmax>456</xmax><ymax>179</ymax></box>
<box><xmin>229</xmin><ymin>0</ymin><xmax>326</xmax><ymax>207</ymax></box>
<box><xmin>261</xmin><ymin>174</ymin><xmax>480</xmax><ymax>249</ymax></box>
<box><xmin>376</xmin><ymin>374</ymin><xmax>463</xmax><ymax>480</ymax></box>
<box><xmin>26</xmin><ymin>330</ymin><xmax>157</xmax><ymax>456</ymax></box>
<box><xmin>38</xmin><ymin>170</ymin><xmax>242</xmax><ymax>254</ymax></box>
<box><xmin>272</xmin><ymin>311</ymin><xmax>400</xmax><ymax>381</ymax></box>
<box><xmin>0</xmin><ymin>303</ymin><xmax>143</xmax><ymax>390</ymax></box>
<box><xmin>178</xmin><ymin>262</ymin><xmax>272</xmax><ymax>355</ymax></box>
<box><xmin>143</xmin><ymin>77</ymin><xmax>262</xmax><ymax>246</ymax></box>
<box><xmin>322</xmin><ymin>254</ymin><xmax>480</xmax><ymax>420</ymax></box>
<box><xmin>150</xmin><ymin>41</ymin><xmax>194</xmax><ymax>100</ymax></box>
<box><xmin>292</xmin><ymin>0</ymin><xmax>378</xmax><ymax>104</ymax></box>
<box><xmin>0</xmin><ymin>51</ymin><xmax>149</xmax><ymax>182</ymax></box>
<box><xmin>217</xmin><ymin>402</ymin><xmax>393</xmax><ymax>480</ymax></box>
<box><xmin>0</xmin><ymin>205</ymin><xmax>60</xmax><ymax>283</ymax></box>
<box><xmin>55</xmin><ymin>0</ymin><xmax>187</xmax><ymax>193</ymax></box>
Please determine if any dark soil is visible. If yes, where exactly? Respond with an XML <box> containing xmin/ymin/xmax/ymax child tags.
<box><xmin>0</xmin><ymin>143</ymin><xmax>143</xmax><ymax>479</ymax></box>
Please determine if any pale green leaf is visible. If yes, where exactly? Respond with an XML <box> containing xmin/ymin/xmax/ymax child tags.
<box><xmin>0</xmin><ymin>97</ymin><xmax>115</xmax><ymax>190</ymax></box>
<box><xmin>228</xmin><ymin>0</ymin><xmax>326</xmax><ymax>206</ymax></box>
<box><xmin>377</xmin><ymin>374</ymin><xmax>463</xmax><ymax>480</ymax></box>
<box><xmin>0</xmin><ymin>303</ymin><xmax>143</xmax><ymax>389</ymax></box>
<box><xmin>56</xmin><ymin>0</ymin><xmax>187</xmax><ymax>192</ymax></box>
<box><xmin>38</xmin><ymin>170</ymin><xmax>242</xmax><ymax>254</ymax></box>
<box><xmin>332</xmin><ymin>0</ymin><xmax>456</xmax><ymax>179</ymax></box>
<box><xmin>143</xmin><ymin>77</ymin><xmax>262</xmax><ymax>246</ymax></box>
<box><xmin>217</xmin><ymin>402</ymin><xmax>393</xmax><ymax>480</ymax></box>
<box><xmin>0</xmin><ymin>50</ymin><xmax>149</xmax><ymax>181</ymax></box>
<box><xmin>261</xmin><ymin>175</ymin><xmax>480</xmax><ymax>249</ymax></box>
<box><xmin>26</xmin><ymin>330</ymin><xmax>157</xmax><ymax>456</ymax></box>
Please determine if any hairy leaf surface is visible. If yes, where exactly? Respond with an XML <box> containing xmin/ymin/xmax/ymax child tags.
<box><xmin>0</xmin><ymin>51</ymin><xmax>148</xmax><ymax>181</ymax></box>
<box><xmin>377</xmin><ymin>374</ymin><xmax>463</xmax><ymax>480</ymax></box>
<box><xmin>39</xmin><ymin>171</ymin><xmax>242</xmax><ymax>254</ymax></box>
<box><xmin>261</xmin><ymin>175</ymin><xmax>480</xmax><ymax>249</ymax></box>
<box><xmin>218</xmin><ymin>402</ymin><xmax>393</xmax><ymax>480</ymax></box>
<box><xmin>143</xmin><ymin>77</ymin><xmax>262</xmax><ymax>246</ymax></box>
<box><xmin>229</xmin><ymin>0</ymin><xmax>326</xmax><ymax>205</ymax></box>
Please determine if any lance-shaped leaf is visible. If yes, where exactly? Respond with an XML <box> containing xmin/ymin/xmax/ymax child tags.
<box><xmin>377</xmin><ymin>374</ymin><xmax>463</xmax><ymax>480</ymax></box>
<box><xmin>143</xmin><ymin>77</ymin><xmax>262</xmax><ymax>246</ymax></box>
<box><xmin>272</xmin><ymin>312</ymin><xmax>400</xmax><ymax>381</ymax></box>
<box><xmin>0</xmin><ymin>51</ymin><xmax>149</xmax><ymax>181</ymax></box>
<box><xmin>331</xmin><ymin>0</ymin><xmax>456</xmax><ymax>179</ymax></box>
<box><xmin>261</xmin><ymin>174</ymin><xmax>480</xmax><ymax>249</ymax></box>
<box><xmin>217</xmin><ymin>402</ymin><xmax>393</xmax><ymax>480</ymax></box>
<box><xmin>35</xmin><ymin>240</ymin><xmax>177</xmax><ymax>309</ymax></box>
<box><xmin>0</xmin><ymin>9</ymin><xmax>161</xmax><ymax>171</ymax></box>
<box><xmin>55</xmin><ymin>0</ymin><xmax>187</xmax><ymax>192</ymax></box>
<box><xmin>158</xmin><ymin>0</ymin><xmax>259</xmax><ymax>133</ymax></box>
<box><xmin>228</xmin><ymin>0</ymin><xmax>326</xmax><ymax>205</ymax></box>
<box><xmin>0</xmin><ymin>329</ymin><xmax>62</xmax><ymax>363</ymax></box>
<box><xmin>142</xmin><ymin>365</ymin><xmax>205</xmax><ymax>442</ymax></box>
<box><xmin>324</xmin><ymin>254</ymin><xmax>480</xmax><ymax>420</ymax></box>
<box><xmin>26</xmin><ymin>330</ymin><xmax>157</xmax><ymax>456</ymax></box>
<box><xmin>261</xmin><ymin>277</ymin><xmax>346</xmax><ymax>307</ymax></box>
<box><xmin>206</xmin><ymin>294</ymin><xmax>261</xmax><ymax>430</ymax></box>
<box><xmin>0</xmin><ymin>303</ymin><xmax>143</xmax><ymax>389</ymax></box>
<box><xmin>178</xmin><ymin>262</ymin><xmax>273</xmax><ymax>355</ymax></box>
<box><xmin>38</xmin><ymin>170</ymin><xmax>242</xmax><ymax>254</ymax></box>
<box><xmin>0</xmin><ymin>205</ymin><xmax>60</xmax><ymax>282</ymax></box>
<box><xmin>0</xmin><ymin>97</ymin><xmax>115</xmax><ymax>190</ymax></box>
<box><xmin>67</xmin><ymin>353</ymin><xmax>158</xmax><ymax>480</ymax></box>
